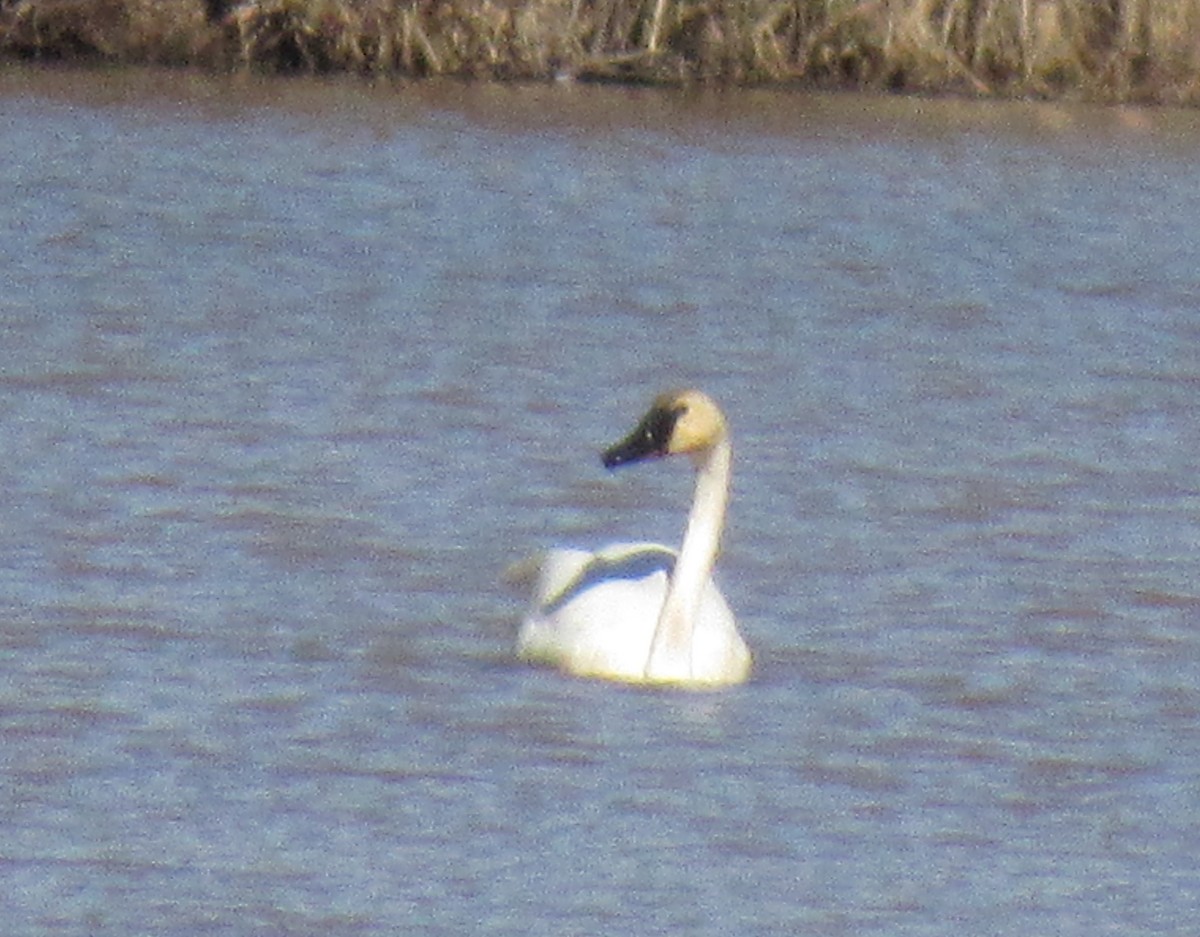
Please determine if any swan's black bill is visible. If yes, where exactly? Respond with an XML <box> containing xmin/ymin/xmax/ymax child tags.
<box><xmin>601</xmin><ymin>403</ymin><xmax>682</xmax><ymax>469</ymax></box>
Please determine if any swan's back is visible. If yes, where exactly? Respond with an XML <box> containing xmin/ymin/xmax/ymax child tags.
<box><xmin>517</xmin><ymin>544</ymin><xmax>749</xmax><ymax>686</ymax></box>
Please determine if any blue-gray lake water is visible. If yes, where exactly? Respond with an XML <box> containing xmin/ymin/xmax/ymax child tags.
<box><xmin>2</xmin><ymin>65</ymin><xmax>1200</xmax><ymax>935</ymax></box>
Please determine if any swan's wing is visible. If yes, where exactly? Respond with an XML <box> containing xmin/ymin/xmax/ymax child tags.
<box><xmin>516</xmin><ymin>542</ymin><xmax>746</xmax><ymax>684</ymax></box>
<box><xmin>518</xmin><ymin>544</ymin><xmax>675</xmax><ymax>679</ymax></box>
<box><xmin>542</xmin><ymin>543</ymin><xmax>676</xmax><ymax>613</ymax></box>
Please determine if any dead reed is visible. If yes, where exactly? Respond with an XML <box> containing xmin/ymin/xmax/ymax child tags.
<box><xmin>3</xmin><ymin>0</ymin><xmax>1200</xmax><ymax>102</ymax></box>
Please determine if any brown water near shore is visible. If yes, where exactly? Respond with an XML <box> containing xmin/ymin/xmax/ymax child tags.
<box><xmin>3</xmin><ymin>67</ymin><xmax>1200</xmax><ymax>936</ymax></box>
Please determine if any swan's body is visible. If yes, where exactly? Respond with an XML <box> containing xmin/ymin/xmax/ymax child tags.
<box><xmin>516</xmin><ymin>390</ymin><xmax>751</xmax><ymax>688</ymax></box>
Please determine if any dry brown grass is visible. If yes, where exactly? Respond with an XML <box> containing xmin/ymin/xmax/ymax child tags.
<box><xmin>3</xmin><ymin>0</ymin><xmax>1200</xmax><ymax>102</ymax></box>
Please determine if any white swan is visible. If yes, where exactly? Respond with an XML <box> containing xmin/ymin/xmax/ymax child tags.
<box><xmin>516</xmin><ymin>389</ymin><xmax>751</xmax><ymax>688</ymax></box>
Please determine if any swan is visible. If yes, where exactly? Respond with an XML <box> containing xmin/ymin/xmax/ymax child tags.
<box><xmin>515</xmin><ymin>389</ymin><xmax>751</xmax><ymax>688</ymax></box>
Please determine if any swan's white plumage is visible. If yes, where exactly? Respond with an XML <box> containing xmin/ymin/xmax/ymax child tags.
<box><xmin>515</xmin><ymin>390</ymin><xmax>751</xmax><ymax>688</ymax></box>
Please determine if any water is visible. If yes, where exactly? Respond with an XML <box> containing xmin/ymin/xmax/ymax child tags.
<box><xmin>2</xmin><ymin>65</ymin><xmax>1200</xmax><ymax>935</ymax></box>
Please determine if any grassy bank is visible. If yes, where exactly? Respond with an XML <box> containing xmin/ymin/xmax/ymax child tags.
<box><xmin>3</xmin><ymin>0</ymin><xmax>1200</xmax><ymax>102</ymax></box>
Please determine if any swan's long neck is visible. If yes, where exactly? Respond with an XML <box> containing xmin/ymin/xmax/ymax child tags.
<box><xmin>645</xmin><ymin>435</ymin><xmax>731</xmax><ymax>680</ymax></box>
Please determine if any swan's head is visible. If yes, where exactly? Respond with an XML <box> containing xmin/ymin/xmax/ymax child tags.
<box><xmin>602</xmin><ymin>389</ymin><xmax>727</xmax><ymax>469</ymax></box>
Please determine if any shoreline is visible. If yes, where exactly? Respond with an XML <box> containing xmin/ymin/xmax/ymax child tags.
<box><xmin>2</xmin><ymin>0</ymin><xmax>1198</xmax><ymax>105</ymax></box>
